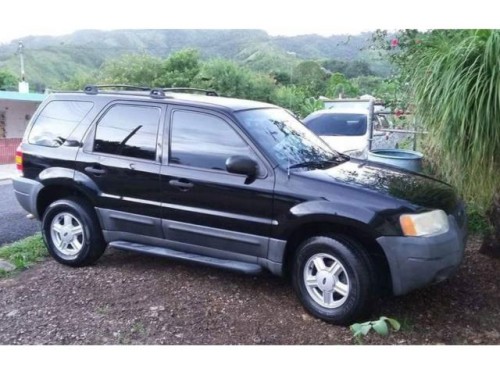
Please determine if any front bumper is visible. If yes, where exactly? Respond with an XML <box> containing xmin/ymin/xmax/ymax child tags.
<box><xmin>377</xmin><ymin>211</ymin><xmax>467</xmax><ymax>296</ymax></box>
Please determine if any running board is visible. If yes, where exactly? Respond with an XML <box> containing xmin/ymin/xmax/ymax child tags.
<box><xmin>109</xmin><ymin>241</ymin><xmax>263</xmax><ymax>275</ymax></box>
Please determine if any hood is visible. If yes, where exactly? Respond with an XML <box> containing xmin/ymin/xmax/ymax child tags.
<box><xmin>320</xmin><ymin>135</ymin><xmax>368</xmax><ymax>153</ymax></box>
<box><xmin>301</xmin><ymin>159</ymin><xmax>459</xmax><ymax>213</ymax></box>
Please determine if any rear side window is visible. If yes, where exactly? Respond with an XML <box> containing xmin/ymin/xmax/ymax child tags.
<box><xmin>28</xmin><ymin>101</ymin><xmax>93</xmax><ymax>147</ymax></box>
<box><xmin>94</xmin><ymin>104</ymin><xmax>161</xmax><ymax>161</ymax></box>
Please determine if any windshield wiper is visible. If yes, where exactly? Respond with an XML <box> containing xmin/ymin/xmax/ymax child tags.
<box><xmin>287</xmin><ymin>155</ymin><xmax>350</xmax><ymax>177</ymax></box>
<box><xmin>289</xmin><ymin>155</ymin><xmax>350</xmax><ymax>170</ymax></box>
<box><xmin>288</xmin><ymin>160</ymin><xmax>332</xmax><ymax>170</ymax></box>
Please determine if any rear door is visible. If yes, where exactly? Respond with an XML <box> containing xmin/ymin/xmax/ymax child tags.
<box><xmin>75</xmin><ymin>101</ymin><xmax>165</xmax><ymax>239</ymax></box>
<box><xmin>159</xmin><ymin>107</ymin><xmax>275</xmax><ymax>262</ymax></box>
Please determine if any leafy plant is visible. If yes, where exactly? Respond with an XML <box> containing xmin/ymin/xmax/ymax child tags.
<box><xmin>350</xmin><ymin>316</ymin><xmax>401</xmax><ymax>342</ymax></box>
<box><xmin>0</xmin><ymin>234</ymin><xmax>47</xmax><ymax>277</ymax></box>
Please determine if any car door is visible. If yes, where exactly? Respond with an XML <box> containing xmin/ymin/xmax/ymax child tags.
<box><xmin>159</xmin><ymin>106</ymin><xmax>275</xmax><ymax>262</ymax></box>
<box><xmin>75</xmin><ymin>101</ymin><xmax>165</xmax><ymax>239</ymax></box>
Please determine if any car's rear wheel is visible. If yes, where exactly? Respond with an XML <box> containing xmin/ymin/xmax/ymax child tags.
<box><xmin>292</xmin><ymin>235</ymin><xmax>376</xmax><ymax>325</ymax></box>
<box><xmin>42</xmin><ymin>198</ymin><xmax>106</xmax><ymax>266</ymax></box>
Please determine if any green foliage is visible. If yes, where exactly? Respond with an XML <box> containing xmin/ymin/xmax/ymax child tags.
<box><xmin>0</xmin><ymin>69</ymin><xmax>17</xmax><ymax>89</ymax></box>
<box><xmin>323</xmin><ymin>59</ymin><xmax>373</xmax><ymax>78</ymax></box>
<box><xmin>467</xmin><ymin>206</ymin><xmax>490</xmax><ymax>234</ymax></box>
<box><xmin>197</xmin><ymin>59</ymin><xmax>275</xmax><ymax>102</ymax></box>
<box><xmin>293</xmin><ymin>61</ymin><xmax>327</xmax><ymax>96</ymax></box>
<box><xmin>156</xmin><ymin>49</ymin><xmax>201</xmax><ymax>88</ymax></box>
<box><xmin>0</xmin><ymin>234</ymin><xmax>47</xmax><ymax>277</ymax></box>
<box><xmin>58</xmin><ymin>71</ymin><xmax>99</xmax><ymax>90</ymax></box>
<box><xmin>326</xmin><ymin>73</ymin><xmax>359</xmax><ymax>98</ymax></box>
<box><xmin>350</xmin><ymin>316</ymin><xmax>401</xmax><ymax>342</ymax></box>
<box><xmin>100</xmin><ymin>54</ymin><xmax>164</xmax><ymax>87</ymax></box>
<box><xmin>0</xmin><ymin>30</ymin><xmax>391</xmax><ymax>90</ymax></box>
<box><xmin>301</xmin><ymin>97</ymin><xmax>324</xmax><ymax>116</ymax></box>
<box><xmin>399</xmin><ymin>29</ymin><xmax>500</xmax><ymax>210</ymax></box>
<box><xmin>270</xmin><ymin>86</ymin><xmax>308</xmax><ymax>116</ymax></box>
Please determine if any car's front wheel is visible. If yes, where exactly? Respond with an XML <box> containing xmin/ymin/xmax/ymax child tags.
<box><xmin>42</xmin><ymin>198</ymin><xmax>106</xmax><ymax>267</ymax></box>
<box><xmin>292</xmin><ymin>235</ymin><xmax>376</xmax><ymax>325</ymax></box>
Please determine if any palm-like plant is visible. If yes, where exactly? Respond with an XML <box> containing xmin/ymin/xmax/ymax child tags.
<box><xmin>404</xmin><ymin>30</ymin><xmax>500</xmax><ymax>254</ymax></box>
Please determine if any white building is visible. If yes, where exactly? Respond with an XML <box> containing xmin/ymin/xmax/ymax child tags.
<box><xmin>0</xmin><ymin>91</ymin><xmax>46</xmax><ymax>164</ymax></box>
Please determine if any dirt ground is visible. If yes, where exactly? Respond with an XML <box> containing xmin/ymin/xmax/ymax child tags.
<box><xmin>0</xmin><ymin>235</ymin><xmax>499</xmax><ymax>345</ymax></box>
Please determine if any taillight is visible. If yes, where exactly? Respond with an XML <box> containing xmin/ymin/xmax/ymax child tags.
<box><xmin>15</xmin><ymin>145</ymin><xmax>23</xmax><ymax>175</ymax></box>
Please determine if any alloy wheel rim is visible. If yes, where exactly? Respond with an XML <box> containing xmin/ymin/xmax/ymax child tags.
<box><xmin>50</xmin><ymin>212</ymin><xmax>85</xmax><ymax>259</ymax></box>
<box><xmin>303</xmin><ymin>253</ymin><xmax>350</xmax><ymax>309</ymax></box>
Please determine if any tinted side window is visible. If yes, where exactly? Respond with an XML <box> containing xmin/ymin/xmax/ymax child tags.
<box><xmin>28</xmin><ymin>101</ymin><xmax>93</xmax><ymax>147</ymax></box>
<box><xmin>94</xmin><ymin>105</ymin><xmax>161</xmax><ymax>161</ymax></box>
<box><xmin>170</xmin><ymin>110</ymin><xmax>254</xmax><ymax>171</ymax></box>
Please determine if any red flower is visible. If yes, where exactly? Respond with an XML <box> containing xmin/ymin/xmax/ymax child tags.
<box><xmin>391</xmin><ymin>39</ymin><xmax>399</xmax><ymax>48</ymax></box>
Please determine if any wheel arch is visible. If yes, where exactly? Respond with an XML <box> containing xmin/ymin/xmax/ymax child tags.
<box><xmin>281</xmin><ymin>218</ymin><xmax>393</xmax><ymax>295</ymax></box>
<box><xmin>36</xmin><ymin>181</ymin><xmax>97</xmax><ymax>220</ymax></box>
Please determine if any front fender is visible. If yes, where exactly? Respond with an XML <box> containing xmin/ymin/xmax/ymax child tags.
<box><xmin>275</xmin><ymin>199</ymin><xmax>399</xmax><ymax>239</ymax></box>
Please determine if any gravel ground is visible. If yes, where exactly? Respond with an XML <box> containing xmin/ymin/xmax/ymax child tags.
<box><xmin>0</xmin><ymin>235</ymin><xmax>498</xmax><ymax>345</ymax></box>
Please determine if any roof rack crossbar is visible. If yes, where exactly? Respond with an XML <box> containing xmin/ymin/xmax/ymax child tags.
<box><xmin>161</xmin><ymin>87</ymin><xmax>219</xmax><ymax>97</ymax></box>
<box><xmin>84</xmin><ymin>85</ymin><xmax>151</xmax><ymax>95</ymax></box>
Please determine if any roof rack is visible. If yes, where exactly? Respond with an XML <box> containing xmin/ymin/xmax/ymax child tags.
<box><xmin>83</xmin><ymin>85</ymin><xmax>219</xmax><ymax>99</ymax></box>
<box><xmin>161</xmin><ymin>87</ymin><xmax>219</xmax><ymax>97</ymax></box>
<box><xmin>83</xmin><ymin>85</ymin><xmax>151</xmax><ymax>95</ymax></box>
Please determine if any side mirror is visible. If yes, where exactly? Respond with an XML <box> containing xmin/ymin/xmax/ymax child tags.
<box><xmin>226</xmin><ymin>155</ymin><xmax>258</xmax><ymax>180</ymax></box>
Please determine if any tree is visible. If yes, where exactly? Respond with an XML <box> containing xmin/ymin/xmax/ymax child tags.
<box><xmin>156</xmin><ymin>49</ymin><xmax>201</xmax><ymax>88</ymax></box>
<box><xmin>392</xmin><ymin>29</ymin><xmax>500</xmax><ymax>255</ymax></box>
<box><xmin>197</xmin><ymin>59</ymin><xmax>275</xmax><ymax>102</ymax></box>
<box><xmin>322</xmin><ymin>59</ymin><xmax>374</xmax><ymax>78</ymax></box>
<box><xmin>293</xmin><ymin>61</ymin><xmax>327</xmax><ymax>96</ymax></box>
<box><xmin>270</xmin><ymin>86</ymin><xmax>308</xmax><ymax>116</ymax></box>
<box><xmin>100</xmin><ymin>54</ymin><xmax>164</xmax><ymax>87</ymax></box>
<box><xmin>0</xmin><ymin>70</ymin><xmax>18</xmax><ymax>90</ymax></box>
<box><xmin>326</xmin><ymin>73</ymin><xmax>359</xmax><ymax>98</ymax></box>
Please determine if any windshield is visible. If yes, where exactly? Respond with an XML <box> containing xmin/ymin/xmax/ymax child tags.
<box><xmin>303</xmin><ymin>112</ymin><xmax>368</xmax><ymax>136</ymax></box>
<box><xmin>235</xmin><ymin>108</ymin><xmax>343</xmax><ymax>168</ymax></box>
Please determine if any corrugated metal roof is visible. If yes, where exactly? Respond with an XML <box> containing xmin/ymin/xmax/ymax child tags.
<box><xmin>0</xmin><ymin>91</ymin><xmax>46</xmax><ymax>102</ymax></box>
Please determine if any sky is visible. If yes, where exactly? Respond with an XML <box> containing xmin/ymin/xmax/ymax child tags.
<box><xmin>0</xmin><ymin>0</ymin><xmax>498</xmax><ymax>44</ymax></box>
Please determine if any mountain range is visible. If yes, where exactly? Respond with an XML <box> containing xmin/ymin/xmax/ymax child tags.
<box><xmin>0</xmin><ymin>29</ymin><xmax>389</xmax><ymax>88</ymax></box>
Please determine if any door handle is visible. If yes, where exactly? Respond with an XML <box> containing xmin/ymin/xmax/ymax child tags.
<box><xmin>85</xmin><ymin>165</ymin><xmax>106</xmax><ymax>176</ymax></box>
<box><xmin>169</xmin><ymin>179</ymin><xmax>194</xmax><ymax>191</ymax></box>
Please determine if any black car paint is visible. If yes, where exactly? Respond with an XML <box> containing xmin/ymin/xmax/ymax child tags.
<box><xmin>16</xmin><ymin>92</ymin><xmax>463</xmax><ymax>286</ymax></box>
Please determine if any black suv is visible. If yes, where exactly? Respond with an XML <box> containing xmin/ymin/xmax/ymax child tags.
<box><xmin>13</xmin><ymin>86</ymin><xmax>467</xmax><ymax>324</ymax></box>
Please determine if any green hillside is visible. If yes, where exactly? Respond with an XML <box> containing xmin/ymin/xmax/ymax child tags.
<box><xmin>0</xmin><ymin>29</ymin><xmax>389</xmax><ymax>88</ymax></box>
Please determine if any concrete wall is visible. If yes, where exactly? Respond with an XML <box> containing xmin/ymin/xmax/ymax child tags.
<box><xmin>0</xmin><ymin>100</ymin><xmax>40</xmax><ymax>139</ymax></box>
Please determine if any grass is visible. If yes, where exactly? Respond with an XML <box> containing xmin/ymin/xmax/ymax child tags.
<box><xmin>0</xmin><ymin>234</ymin><xmax>47</xmax><ymax>277</ymax></box>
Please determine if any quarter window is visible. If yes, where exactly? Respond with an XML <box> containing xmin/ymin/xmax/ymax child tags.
<box><xmin>29</xmin><ymin>101</ymin><xmax>93</xmax><ymax>147</ymax></box>
<box><xmin>170</xmin><ymin>110</ymin><xmax>255</xmax><ymax>171</ymax></box>
<box><xmin>94</xmin><ymin>105</ymin><xmax>161</xmax><ymax>161</ymax></box>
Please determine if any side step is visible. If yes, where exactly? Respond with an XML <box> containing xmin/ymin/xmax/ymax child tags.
<box><xmin>109</xmin><ymin>241</ymin><xmax>263</xmax><ymax>275</ymax></box>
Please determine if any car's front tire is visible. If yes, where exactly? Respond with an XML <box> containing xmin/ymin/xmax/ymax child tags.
<box><xmin>292</xmin><ymin>235</ymin><xmax>376</xmax><ymax>325</ymax></box>
<box><xmin>42</xmin><ymin>198</ymin><xmax>106</xmax><ymax>267</ymax></box>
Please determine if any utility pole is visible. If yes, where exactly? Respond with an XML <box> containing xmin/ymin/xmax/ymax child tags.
<box><xmin>17</xmin><ymin>41</ymin><xmax>29</xmax><ymax>93</ymax></box>
<box><xmin>17</xmin><ymin>41</ymin><xmax>25</xmax><ymax>82</ymax></box>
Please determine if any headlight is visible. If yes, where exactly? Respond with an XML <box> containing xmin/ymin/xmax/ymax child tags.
<box><xmin>344</xmin><ymin>147</ymin><xmax>368</xmax><ymax>159</ymax></box>
<box><xmin>399</xmin><ymin>210</ymin><xmax>449</xmax><ymax>237</ymax></box>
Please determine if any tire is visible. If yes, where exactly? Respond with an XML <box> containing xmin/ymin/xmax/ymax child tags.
<box><xmin>42</xmin><ymin>197</ymin><xmax>106</xmax><ymax>267</ymax></box>
<box><xmin>292</xmin><ymin>235</ymin><xmax>377</xmax><ymax>325</ymax></box>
